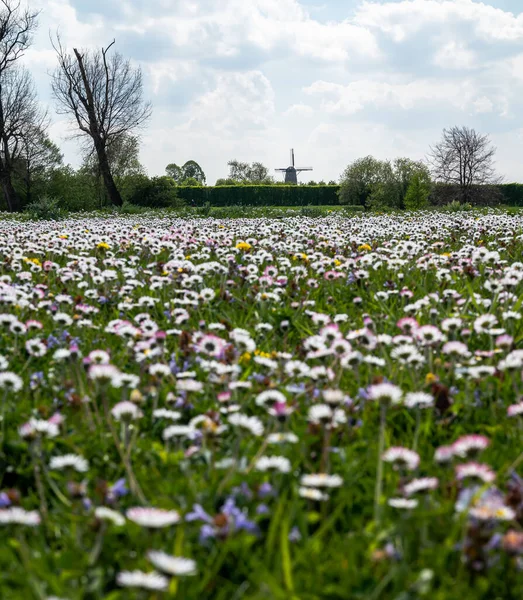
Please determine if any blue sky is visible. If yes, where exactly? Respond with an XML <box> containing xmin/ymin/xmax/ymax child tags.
<box><xmin>23</xmin><ymin>0</ymin><xmax>523</xmax><ymax>183</ymax></box>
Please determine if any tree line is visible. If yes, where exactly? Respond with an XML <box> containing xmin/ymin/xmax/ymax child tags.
<box><xmin>338</xmin><ymin>126</ymin><xmax>501</xmax><ymax>209</ymax></box>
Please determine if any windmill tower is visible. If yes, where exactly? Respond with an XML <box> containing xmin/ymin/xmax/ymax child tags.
<box><xmin>276</xmin><ymin>149</ymin><xmax>313</xmax><ymax>184</ymax></box>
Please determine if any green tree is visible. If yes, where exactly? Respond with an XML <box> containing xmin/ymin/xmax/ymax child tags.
<box><xmin>339</xmin><ymin>156</ymin><xmax>395</xmax><ymax>208</ymax></box>
<box><xmin>215</xmin><ymin>177</ymin><xmax>239</xmax><ymax>186</ymax></box>
<box><xmin>392</xmin><ymin>158</ymin><xmax>431</xmax><ymax>208</ymax></box>
<box><xmin>404</xmin><ymin>171</ymin><xmax>431</xmax><ymax>210</ymax></box>
<box><xmin>165</xmin><ymin>160</ymin><xmax>206</xmax><ymax>184</ymax></box>
<box><xmin>165</xmin><ymin>163</ymin><xmax>183</xmax><ymax>182</ymax></box>
<box><xmin>227</xmin><ymin>160</ymin><xmax>273</xmax><ymax>184</ymax></box>
<box><xmin>44</xmin><ymin>165</ymin><xmax>99</xmax><ymax>211</ymax></box>
<box><xmin>180</xmin><ymin>176</ymin><xmax>202</xmax><ymax>186</ymax></box>
<box><xmin>13</xmin><ymin>130</ymin><xmax>63</xmax><ymax>205</ymax></box>
<box><xmin>182</xmin><ymin>160</ymin><xmax>206</xmax><ymax>184</ymax></box>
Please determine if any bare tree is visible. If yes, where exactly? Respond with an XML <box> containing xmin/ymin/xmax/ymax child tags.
<box><xmin>51</xmin><ymin>37</ymin><xmax>152</xmax><ymax>207</ymax></box>
<box><xmin>429</xmin><ymin>126</ymin><xmax>501</xmax><ymax>204</ymax></box>
<box><xmin>0</xmin><ymin>0</ymin><xmax>39</xmax><ymax>211</ymax></box>
<box><xmin>1</xmin><ymin>67</ymin><xmax>47</xmax><ymax>209</ymax></box>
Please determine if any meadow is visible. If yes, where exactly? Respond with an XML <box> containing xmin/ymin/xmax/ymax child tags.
<box><xmin>0</xmin><ymin>209</ymin><xmax>521</xmax><ymax>599</ymax></box>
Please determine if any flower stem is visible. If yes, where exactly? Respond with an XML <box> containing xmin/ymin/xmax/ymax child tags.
<box><xmin>374</xmin><ymin>403</ymin><xmax>387</xmax><ymax>525</ymax></box>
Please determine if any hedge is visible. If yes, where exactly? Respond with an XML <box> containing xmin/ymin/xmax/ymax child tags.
<box><xmin>498</xmin><ymin>184</ymin><xmax>523</xmax><ymax>207</ymax></box>
<box><xmin>429</xmin><ymin>183</ymin><xmax>523</xmax><ymax>207</ymax></box>
<box><xmin>176</xmin><ymin>185</ymin><xmax>342</xmax><ymax>207</ymax></box>
<box><xmin>160</xmin><ymin>182</ymin><xmax>523</xmax><ymax>209</ymax></box>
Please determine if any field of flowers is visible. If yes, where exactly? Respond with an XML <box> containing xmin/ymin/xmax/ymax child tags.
<box><xmin>0</xmin><ymin>210</ymin><xmax>522</xmax><ymax>599</ymax></box>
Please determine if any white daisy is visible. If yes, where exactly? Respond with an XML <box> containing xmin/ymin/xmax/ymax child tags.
<box><xmin>255</xmin><ymin>456</ymin><xmax>291</xmax><ymax>473</ymax></box>
<box><xmin>387</xmin><ymin>498</ymin><xmax>418</xmax><ymax>510</ymax></box>
<box><xmin>111</xmin><ymin>401</ymin><xmax>143</xmax><ymax>421</ymax></box>
<box><xmin>95</xmin><ymin>507</ymin><xmax>125</xmax><ymax>526</ymax></box>
<box><xmin>299</xmin><ymin>487</ymin><xmax>328</xmax><ymax>501</ymax></box>
<box><xmin>49</xmin><ymin>454</ymin><xmax>89</xmax><ymax>473</ymax></box>
<box><xmin>368</xmin><ymin>383</ymin><xmax>402</xmax><ymax>405</ymax></box>
<box><xmin>228</xmin><ymin>413</ymin><xmax>264</xmax><ymax>436</ymax></box>
<box><xmin>300</xmin><ymin>473</ymin><xmax>343</xmax><ymax>488</ymax></box>
<box><xmin>0</xmin><ymin>507</ymin><xmax>41</xmax><ymax>526</ymax></box>
<box><xmin>117</xmin><ymin>570</ymin><xmax>168</xmax><ymax>591</ymax></box>
<box><xmin>162</xmin><ymin>425</ymin><xmax>194</xmax><ymax>440</ymax></box>
<box><xmin>147</xmin><ymin>550</ymin><xmax>197</xmax><ymax>576</ymax></box>
<box><xmin>126</xmin><ymin>507</ymin><xmax>180</xmax><ymax>528</ymax></box>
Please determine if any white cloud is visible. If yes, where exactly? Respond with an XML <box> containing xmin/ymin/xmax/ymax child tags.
<box><xmin>354</xmin><ymin>0</ymin><xmax>523</xmax><ymax>42</ymax></box>
<box><xmin>433</xmin><ymin>41</ymin><xmax>476</xmax><ymax>69</ymax></box>
<box><xmin>473</xmin><ymin>96</ymin><xmax>494</xmax><ymax>114</ymax></box>
<box><xmin>284</xmin><ymin>103</ymin><xmax>314</xmax><ymax>117</ymax></box>
<box><xmin>183</xmin><ymin>71</ymin><xmax>275</xmax><ymax>135</ymax></box>
<box><xmin>304</xmin><ymin>78</ymin><xmax>478</xmax><ymax>114</ymax></box>
<box><xmin>116</xmin><ymin>0</ymin><xmax>381</xmax><ymax>62</ymax></box>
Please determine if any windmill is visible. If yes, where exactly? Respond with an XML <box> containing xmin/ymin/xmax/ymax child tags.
<box><xmin>275</xmin><ymin>149</ymin><xmax>313</xmax><ymax>184</ymax></box>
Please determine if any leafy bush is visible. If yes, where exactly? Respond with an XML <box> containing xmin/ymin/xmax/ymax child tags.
<box><xmin>24</xmin><ymin>196</ymin><xmax>65</xmax><ymax>220</ymax></box>
<box><xmin>194</xmin><ymin>201</ymin><xmax>212</xmax><ymax>217</ymax></box>
<box><xmin>129</xmin><ymin>176</ymin><xmax>184</xmax><ymax>208</ymax></box>
<box><xmin>440</xmin><ymin>200</ymin><xmax>473</xmax><ymax>212</ymax></box>
<box><xmin>299</xmin><ymin>206</ymin><xmax>324</xmax><ymax>218</ymax></box>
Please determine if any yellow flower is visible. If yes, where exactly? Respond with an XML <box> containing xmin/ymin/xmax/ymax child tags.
<box><xmin>358</xmin><ymin>244</ymin><xmax>372</xmax><ymax>252</ymax></box>
<box><xmin>24</xmin><ymin>257</ymin><xmax>42</xmax><ymax>266</ymax></box>
<box><xmin>440</xmin><ymin>252</ymin><xmax>451</xmax><ymax>258</ymax></box>
<box><xmin>239</xmin><ymin>352</ymin><xmax>252</xmax><ymax>364</ymax></box>
<box><xmin>185</xmin><ymin>255</ymin><xmax>191</xmax><ymax>260</ymax></box>
<box><xmin>293</xmin><ymin>253</ymin><xmax>309</xmax><ymax>262</ymax></box>
<box><xmin>59</xmin><ymin>234</ymin><xmax>68</xmax><ymax>240</ymax></box>
<box><xmin>97</xmin><ymin>242</ymin><xmax>110</xmax><ymax>250</ymax></box>
<box><xmin>334</xmin><ymin>259</ymin><xmax>341</xmax><ymax>267</ymax></box>
<box><xmin>236</xmin><ymin>242</ymin><xmax>252</xmax><ymax>251</ymax></box>
<box><xmin>425</xmin><ymin>372</ymin><xmax>438</xmax><ymax>385</ymax></box>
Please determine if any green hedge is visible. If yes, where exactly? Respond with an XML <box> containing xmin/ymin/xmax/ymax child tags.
<box><xmin>499</xmin><ymin>184</ymin><xmax>523</xmax><ymax>207</ymax></box>
<box><xmin>176</xmin><ymin>185</ymin><xmax>342</xmax><ymax>207</ymax></box>
<box><xmin>429</xmin><ymin>184</ymin><xmax>523</xmax><ymax>207</ymax></box>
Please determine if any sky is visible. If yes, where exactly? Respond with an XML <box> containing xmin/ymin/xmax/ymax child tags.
<box><xmin>21</xmin><ymin>0</ymin><xmax>523</xmax><ymax>184</ymax></box>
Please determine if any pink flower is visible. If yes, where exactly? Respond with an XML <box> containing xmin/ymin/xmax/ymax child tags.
<box><xmin>508</xmin><ymin>402</ymin><xmax>523</xmax><ymax>417</ymax></box>
<box><xmin>455</xmin><ymin>462</ymin><xmax>496</xmax><ymax>483</ymax></box>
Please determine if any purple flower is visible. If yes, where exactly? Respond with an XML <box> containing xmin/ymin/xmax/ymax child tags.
<box><xmin>106</xmin><ymin>478</ymin><xmax>128</xmax><ymax>503</ymax></box>
<box><xmin>47</xmin><ymin>335</ymin><xmax>59</xmax><ymax>349</ymax></box>
<box><xmin>0</xmin><ymin>492</ymin><xmax>11</xmax><ymax>508</ymax></box>
<box><xmin>288</xmin><ymin>527</ymin><xmax>302</xmax><ymax>542</ymax></box>
<box><xmin>256</xmin><ymin>503</ymin><xmax>270</xmax><ymax>515</ymax></box>
<box><xmin>199</xmin><ymin>524</ymin><xmax>215</xmax><ymax>542</ymax></box>
<box><xmin>258</xmin><ymin>482</ymin><xmax>274</xmax><ymax>499</ymax></box>
<box><xmin>186</xmin><ymin>504</ymin><xmax>212</xmax><ymax>523</ymax></box>
<box><xmin>358</xmin><ymin>387</ymin><xmax>369</xmax><ymax>401</ymax></box>
<box><xmin>232</xmin><ymin>482</ymin><xmax>253</xmax><ymax>500</ymax></box>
